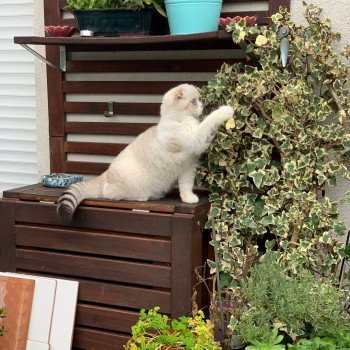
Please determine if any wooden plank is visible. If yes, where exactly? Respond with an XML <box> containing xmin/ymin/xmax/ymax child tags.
<box><xmin>13</xmin><ymin>201</ymin><xmax>173</xmax><ymax>236</ymax></box>
<box><xmin>14</xmin><ymin>31</ymin><xmax>232</xmax><ymax>46</ymax></box>
<box><xmin>2</xmin><ymin>184</ymin><xmax>43</xmax><ymax>199</ymax></box>
<box><xmin>65</xmin><ymin>141</ymin><xmax>127</xmax><ymax>156</ymax></box>
<box><xmin>15</xmin><ymin>224</ymin><xmax>172</xmax><ymax>263</ymax></box>
<box><xmin>5</xmin><ymin>183</ymin><xmax>209</xmax><ymax>214</ymax></box>
<box><xmin>64</xmin><ymin>102</ymin><xmax>160</xmax><ymax>115</ymax></box>
<box><xmin>14</xmin><ymin>270</ymin><xmax>172</xmax><ymax>314</ymax></box>
<box><xmin>62</xmin><ymin>81</ymin><xmax>206</xmax><ymax>94</ymax></box>
<box><xmin>66</xmin><ymin>59</ymin><xmax>241</xmax><ymax>73</ymax></box>
<box><xmin>65</xmin><ymin>122</ymin><xmax>154</xmax><ymax>135</ymax></box>
<box><xmin>65</xmin><ymin>161</ymin><xmax>109</xmax><ymax>175</ymax></box>
<box><xmin>0</xmin><ymin>200</ymin><xmax>16</xmax><ymax>272</ymax></box>
<box><xmin>44</xmin><ymin>0</ymin><xmax>60</xmax><ymax>26</ymax></box>
<box><xmin>50</xmin><ymin>137</ymin><xmax>66</xmax><ymax>173</ymax></box>
<box><xmin>76</xmin><ymin>304</ymin><xmax>139</xmax><ymax>333</ymax></box>
<box><xmin>16</xmin><ymin>249</ymin><xmax>171</xmax><ymax>288</ymax></box>
<box><xmin>171</xmin><ymin>214</ymin><xmax>194</xmax><ymax>318</ymax></box>
<box><xmin>73</xmin><ymin>327</ymin><xmax>130</xmax><ymax>350</ymax></box>
<box><xmin>78</xmin><ymin>279</ymin><xmax>171</xmax><ymax>313</ymax></box>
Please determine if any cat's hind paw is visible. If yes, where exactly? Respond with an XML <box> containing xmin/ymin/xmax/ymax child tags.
<box><xmin>180</xmin><ymin>192</ymin><xmax>199</xmax><ymax>204</ymax></box>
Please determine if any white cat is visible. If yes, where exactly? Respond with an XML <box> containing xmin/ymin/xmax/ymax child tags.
<box><xmin>57</xmin><ymin>84</ymin><xmax>234</xmax><ymax>222</ymax></box>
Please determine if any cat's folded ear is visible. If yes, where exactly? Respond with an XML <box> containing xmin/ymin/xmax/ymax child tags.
<box><xmin>175</xmin><ymin>89</ymin><xmax>183</xmax><ymax>101</ymax></box>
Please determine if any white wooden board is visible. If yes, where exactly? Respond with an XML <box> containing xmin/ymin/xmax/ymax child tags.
<box><xmin>0</xmin><ymin>272</ymin><xmax>79</xmax><ymax>350</ymax></box>
<box><xmin>50</xmin><ymin>279</ymin><xmax>79</xmax><ymax>350</ymax></box>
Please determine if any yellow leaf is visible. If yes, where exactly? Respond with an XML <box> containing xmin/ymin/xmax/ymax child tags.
<box><xmin>238</xmin><ymin>30</ymin><xmax>246</xmax><ymax>41</ymax></box>
<box><xmin>255</xmin><ymin>34</ymin><xmax>268</xmax><ymax>46</ymax></box>
<box><xmin>226</xmin><ymin>117</ymin><xmax>236</xmax><ymax>130</ymax></box>
<box><xmin>219</xmin><ymin>159</ymin><xmax>227</xmax><ymax>166</ymax></box>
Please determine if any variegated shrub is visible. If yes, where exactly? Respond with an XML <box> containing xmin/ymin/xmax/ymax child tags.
<box><xmin>198</xmin><ymin>3</ymin><xmax>350</xmax><ymax>287</ymax></box>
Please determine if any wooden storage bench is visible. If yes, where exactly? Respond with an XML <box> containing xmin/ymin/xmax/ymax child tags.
<box><xmin>0</xmin><ymin>184</ymin><xmax>209</xmax><ymax>350</ymax></box>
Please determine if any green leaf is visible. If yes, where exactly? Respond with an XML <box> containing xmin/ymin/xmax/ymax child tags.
<box><xmin>251</xmin><ymin>170</ymin><xmax>265</xmax><ymax>188</ymax></box>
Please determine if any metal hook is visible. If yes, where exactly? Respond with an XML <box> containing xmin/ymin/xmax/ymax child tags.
<box><xmin>278</xmin><ymin>26</ymin><xmax>289</xmax><ymax>68</ymax></box>
<box><xmin>104</xmin><ymin>102</ymin><xmax>116</xmax><ymax>118</ymax></box>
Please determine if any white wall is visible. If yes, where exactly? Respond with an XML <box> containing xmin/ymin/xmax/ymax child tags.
<box><xmin>0</xmin><ymin>0</ymin><xmax>38</xmax><ymax>194</ymax></box>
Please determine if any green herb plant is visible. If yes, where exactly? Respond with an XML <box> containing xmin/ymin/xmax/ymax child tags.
<box><xmin>246</xmin><ymin>328</ymin><xmax>285</xmax><ymax>350</ymax></box>
<box><xmin>64</xmin><ymin>0</ymin><xmax>166</xmax><ymax>16</ymax></box>
<box><xmin>233</xmin><ymin>253</ymin><xmax>348</xmax><ymax>343</ymax></box>
<box><xmin>199</xmin><ymin>3</ymin><xmax>350</xmax><ymax>287</ymax></box>
<box><xmin>124</xmin><ymin>307</ymin><xmax>222</xmax><ymax>350</ymax></box>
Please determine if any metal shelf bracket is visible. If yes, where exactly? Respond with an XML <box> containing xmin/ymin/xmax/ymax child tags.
<box><xmin>20</xmin><ymin>44</ymin><xmax>66</xmax><ymax>72</ymax></box>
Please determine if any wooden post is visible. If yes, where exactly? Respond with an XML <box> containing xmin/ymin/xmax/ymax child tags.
<box><xmin>171</xmin><ymin>214</ymin><xmax>194</xmax><ymax>318</ymax></box>
<box><xmin>0</xmin><ymin>200</ymin><xmax>16</xmax><ymax>272</ymax></box>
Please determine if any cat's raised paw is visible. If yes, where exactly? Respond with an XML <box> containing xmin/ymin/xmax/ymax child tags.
<box><xmin>218</xmin><ymin>106</ymin><xmax>234</xmax><ymax>120</ymax></box>
<box><xmin>180</xmin><ymin>192</ymin><xmax>199</xmax><ymax>204</ymax></box>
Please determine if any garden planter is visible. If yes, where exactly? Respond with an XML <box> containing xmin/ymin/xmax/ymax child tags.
<box><xmin>72</xmin><ymin>8</ymin><xmax>168</xmax><ymax>36</ymax></box>
<box><xmin>164</xmin><ymin>0</ymin><xmax>222</xmax><ymax>35</ymax></box>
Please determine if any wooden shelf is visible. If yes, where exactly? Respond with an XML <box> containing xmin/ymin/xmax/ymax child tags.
<box><xmin>14</xmin><ymin>30</ymin><xmax>235</xmax><ymax>51</ymax></box>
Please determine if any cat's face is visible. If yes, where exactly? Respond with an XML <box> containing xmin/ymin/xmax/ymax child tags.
<box><xmin>162</xmin><ymin>84</ymin><xmax>203</xmax><ymax>118</ymax></box>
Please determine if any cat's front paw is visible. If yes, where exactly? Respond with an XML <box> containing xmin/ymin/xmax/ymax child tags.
<box><xmin>218</xmin><ymin>106</ymin><xmax>234</xmax><ymax>121</ymax></box>
<box><xmin>180</xmin><ymin>192</ymin><xmax>199</xmax><ymax>204</ymax></box>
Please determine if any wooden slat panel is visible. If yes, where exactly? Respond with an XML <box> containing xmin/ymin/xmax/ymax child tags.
<box><xmin>171</xmin><ymin>214</ymin><xmax>193</xmax><ymax>318</ymax></box>
<box><xmin>62</xmin><ymin>81</ymin><xmax>205</xmax><ymax>94</ymax></box>
<box><xmin>64</xmin><ymin>102</ymin><xmax>160</xmax><ymax>115</ymax></box>
<box><xmin>15</xmin><ymin>224</ymin><xmax>172</xmax><ymax>263</ymax></box>
<box><xmin>65</xmin><ymin>161</ymin><xmax>109</xmax><ymax>174</ymax></box>
<box><xmin>0</xmin><ymin>200</ymin><xmax>16</xmax><ymax>272</ymax></box>
<box><xmin>76</xmin><ymin>304</ymin><xmax>139</xmax><ymax>333</ymax></box>
<box><xmin>78</xmin><ymin>279</ymin><xmax>171</xmax><ymax>313</ymax></box>
<box><xmin>13</xmin><ymin>202</ymin><xmax>173</xmax><ymax>236</ymax></box>
<box><xmin>73</xmin><ymin>327</ymin><xmax>129</xmax><ymax>350</ymax></box>
<box><xmin>65</xmin><ymin>122</ymin><xmax>154</xmax><ymax>135</ymax></box>
<box><xmin>66</xmin><ymin>59</ymin><xmax>241</xmax><ymax>73</ymax></box>
<box><xmin>16</xmin><ymin>249</ymin><xmax>171</xmax><ymax>288</ymax></box>
<box><xmin>65</xmin><ymin>141</ymin><xmax>127</xmax><ymax>156</ymax></box>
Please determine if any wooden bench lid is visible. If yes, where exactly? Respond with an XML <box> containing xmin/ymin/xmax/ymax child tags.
<box><xmin>2</xmin><ymin>183</ymin><xmax>209</xmax><ymax>214</ymax></box>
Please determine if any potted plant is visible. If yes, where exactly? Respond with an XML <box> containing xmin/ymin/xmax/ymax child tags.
<box><xmin>0</xmin><ymin>307</ymin><xmax>4</xmax><ymax>337</ymax></box>
<box><xmin>164</xmin><ymin>0</ymin><xmax>223</xmax><ymax>35</ymax></box>
<box><xmin>64</xmin><ymin>0</ymin><xmax>167</xmax><ymax>36</ymax></box>
<box><xmin>124</xmin><ymin>307</ymin><xmax>222</xmax><ymax>349</ymax></box>
<box><xmin>196</xmin><ymin>2</ymin><xmax>350</xmax><ymax>348</ymax></box>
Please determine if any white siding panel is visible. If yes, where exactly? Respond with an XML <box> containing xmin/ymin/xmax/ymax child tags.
<box><xmin>0</xmin><ymin>0</ymin><xmax>37</xmax><ymax>196</ymax></box>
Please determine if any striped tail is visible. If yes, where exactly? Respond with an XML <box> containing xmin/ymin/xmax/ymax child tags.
<box><xmin>56</xmin><ymin>177</ymin><xmax>103</xmax><ymax>223</ymax></box>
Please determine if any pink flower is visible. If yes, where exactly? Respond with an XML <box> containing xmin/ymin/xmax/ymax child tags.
<box><xmin>218</xmin><ymin>15</ymin><xmax>257</xmax><ymax>28</ymax></box>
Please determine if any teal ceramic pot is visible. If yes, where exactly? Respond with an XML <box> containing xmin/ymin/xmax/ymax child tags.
<box><xmin>73</xmin><ymin>8</ymin><xmax>168</xmax><ymax>36</ymax></box>
<box><xmin>164</xmin><ymin>0</ymin><xmax>223</xmax><ymax>35</ymax></box>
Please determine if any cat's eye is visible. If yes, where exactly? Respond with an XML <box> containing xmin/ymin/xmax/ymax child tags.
<box><xmin>191</xmin><ymin>99</ymin><xmax>197</xmax><ymax>105</ymax></box>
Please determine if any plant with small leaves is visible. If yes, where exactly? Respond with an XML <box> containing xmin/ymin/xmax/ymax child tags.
<box><xmin>64</xmin><ymin>0</ymin><xmax>166</xmax><ymax>16</ymax></box>
<box><xmin>124</xmin><ymin>307</ymin><xmax>222</xmax><ymax>350</ymax></box>
<box><xmin>231</xmin><ymin>253</ymin><xmax>349</xmax><ymax>343</ymax></box>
